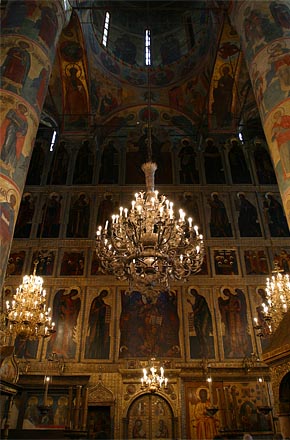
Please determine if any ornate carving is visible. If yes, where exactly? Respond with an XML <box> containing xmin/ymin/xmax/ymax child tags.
<box><xmin>88</xmin><ymin>376</ymin><xmax>114</xmax><ymax>404</ymax></box>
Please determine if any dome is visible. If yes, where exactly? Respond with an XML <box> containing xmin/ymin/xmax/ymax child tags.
<box><xmin>89</xmin><ymin>0</ymin><xmax>221</xmax><ymax>86</ymax></box>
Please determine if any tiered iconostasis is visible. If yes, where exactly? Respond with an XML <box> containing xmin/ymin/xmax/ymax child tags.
<box><xmin>1</xmin><ymin>3</ymin><xmax>290</xmax><ymax>439</ymax></box>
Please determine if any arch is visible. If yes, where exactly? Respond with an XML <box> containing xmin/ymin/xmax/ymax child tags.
<box><xmin>279</xmin><ymin>371</ymin><xmax>290</xmax><ymax>414</ymax></box>
<box><xmin>278</xmin><ymin>371</ymin><xmax>290</xmax><ymax>439</ymax></box>
<box><xmin>270</xmin><ymin>361</ymin><xmax>290</xmax><ymax>414</ymax></box>
<box><xmin>88</xmin><ymin>379</ymin><xmax>115</xmax><ymax>405</ymax></box>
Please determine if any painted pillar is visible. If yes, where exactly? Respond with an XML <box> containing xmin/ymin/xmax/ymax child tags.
<box><xmin>0</xmin><ymin>1</ymin><xmax>68</xmax><ymax>289</ymax></box>
<box><xmin>230</xmin><ymin>1</ymin><xmax>290</xmax><ymax>229</ymax></box>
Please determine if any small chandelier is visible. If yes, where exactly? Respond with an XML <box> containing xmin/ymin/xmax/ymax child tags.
<box><xmin>260</xmin><ymin>262</ymin><xmax>290</xmax><ymax>333</ymax></box>
<box><xmin>141</xmin><ymin>358</ymin><xmax>168</xmax><ymax>393</ymax></box>
<box><xmin>5</xmin><ymin>262</ymin><xmax>55</xmax><ymax>340</ymax></box>
<box><xmin>96</xmin><ymin>161</ymin><xmax>204</xmax><ymax>298</ymax></box>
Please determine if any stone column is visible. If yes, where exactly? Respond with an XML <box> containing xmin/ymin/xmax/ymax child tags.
<box><xmin>0</xmin><ymin>1</ymin><xmax>68</xmax><ymax>290</ymax></box>
<box><xmin>229</xmin><ymin>1</ymin><xmax>290</xmax><ymax>229</ymax></box>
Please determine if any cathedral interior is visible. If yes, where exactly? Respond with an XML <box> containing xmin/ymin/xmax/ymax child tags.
<box><xmin>0</xmin><ymin>1</ymin><xmax>290</xmax><ymax>439</ymax></box>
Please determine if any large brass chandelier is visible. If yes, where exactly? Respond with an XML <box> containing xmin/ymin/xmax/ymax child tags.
<box><xmin>96</xmin><ymin>65</ymin><xmax>204</xmax><ymax>298</ymax></box>
<box><xmin>261</xmin><ymin>262</ymin><xmax>290</xmax><ymax>333</ymax></box>
<box><xmin>5</xmin><ymin>263</ymin><xmax>55</xmax><ymax>340</ymax></box>
<box><xmin>96</xmin><ymin>160</ymin><xmax>204</xmax><ymax>296</ymax></box>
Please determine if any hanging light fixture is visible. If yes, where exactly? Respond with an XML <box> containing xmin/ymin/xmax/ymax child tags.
<box><xmin>96</xmin><ymin>67</ymin><xmax>204</xmax><ymax>299</ymax></box>
<box><xmin>140</xmin><ymin>358</ymin><xmax>168</xmax><ymax>393</ymax></box>
<box><xmin>256</xmin><ymin>261</ymin><xmax>290</xmax><ymax>333</ymax></box>
<box><xmin>5</xmin><ymin>261</ymin><xmax>55</xmax><ymax>340</ymax></box>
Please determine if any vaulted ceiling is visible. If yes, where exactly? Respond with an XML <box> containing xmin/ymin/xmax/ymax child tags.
<box><xmin>44</xmin><ymin>0</ymin><xmax>261</xmax><ymax>147</ymax></box>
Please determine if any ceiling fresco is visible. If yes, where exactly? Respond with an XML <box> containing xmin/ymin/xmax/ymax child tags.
<box><xmin>57</xmin><ymin>12</ymin><xmax>90</xmax><ymax>132</ymax></box>
<box><xmin>44</xmin><ymin>1</ymin><xmax>259</xmax><ymax>143</ymax></box>
<box><xmin>88</xmin><ymin>1</ymin><xmax>221</xmax><ymax>81</ymax></box>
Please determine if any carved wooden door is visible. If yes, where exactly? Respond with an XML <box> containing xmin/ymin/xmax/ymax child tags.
<box><xmin>127</xmin><ymin>394</ymin><xmax>173</xmax><ymax>439</ymax></box>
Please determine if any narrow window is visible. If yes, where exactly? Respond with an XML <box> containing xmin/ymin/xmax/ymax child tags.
<box><xmin>145</xmin><ymin>28</ymin><xmax>151</xmax><ymax>66</ymax></box>
<box><xmin>63</xmin><ymin>0</ymin><xmax>70</xmax><ymax>11</ymax></box>
<box><xmin>102</xmin><ymin>11</ymin><xmax>110</xmax><ymax>47</ymax></box>
<box><xmin>239</xmin><ymin>132</ymin><xmax>244</xmax><ymax>143</ymax></box>
<box><xmin>50</xmin><ymin>130</ymin><xmax>57</xmax><ymax>152</ymax></box>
